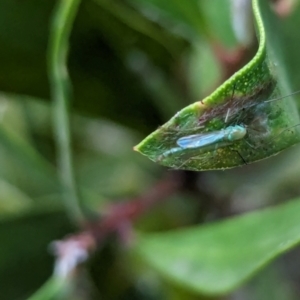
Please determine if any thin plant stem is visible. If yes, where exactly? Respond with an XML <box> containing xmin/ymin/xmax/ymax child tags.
<box><xmin>48</xmin><ymin>0</ymin><xmax>84</xmax><ymax>224</ymax></box>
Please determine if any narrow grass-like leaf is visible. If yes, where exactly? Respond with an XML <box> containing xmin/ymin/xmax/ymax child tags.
<box><xmin>0</xmin><ymin>125</ymin><xmax>59</xmax><ymax>191</ymax></box>
<box><xmin>48</xmin><ymin>0</ymin><xmax>84</xmax><ymax>223</ymax></box>
<box><xmin>27</xmin><ymin>277</ymin><xmax>70</xmax><ymax>300</ymax></box>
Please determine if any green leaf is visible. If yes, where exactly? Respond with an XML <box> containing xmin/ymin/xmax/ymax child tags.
<box><xmin>134</xmin><ymin>0</ymin><xmax>300</xmax><ymax>171</ymax></box>
<box><xmin>128</xmin><ymin>0</ymin><xmax>207</xmax><ymax>38</ymax></box>
<box><xmin>0</xmin><ymin>124</ymin><xmax>59</xmax><ymax>196</ymax></box>
<box><xmin>129</xmin><ymin>0</ymin><xmax>237</xmax><ymax>45</ymax></box>
<box><xmin>134</xmin><ymin>199</ymin><xmax>300</xmax><ymax>295</ymax></box>
<box><xmin>27</xmin><ymin>277</ymin><xmax>70</xmax><ymax>300</ymax></box>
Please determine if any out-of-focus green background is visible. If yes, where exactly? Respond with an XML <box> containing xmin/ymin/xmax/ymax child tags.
<box><xmin>2</xmin><ymin>0</ymin><xmax>300</xmax><ymax>299</ymax></box>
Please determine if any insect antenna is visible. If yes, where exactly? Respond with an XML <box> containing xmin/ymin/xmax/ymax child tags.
<box><xmin>224</xmin><ymin>83</ymin><xmax>238</xmax><ymax>124</ymax></box>
<box><xmin>268</xmin><ymin>122</ymin><xmax>300</xmax><ymax>144</ymax></box>
<box><xmin>233</xmin><ymin>88</ymin><xmax>300</xmax><ymax>124</ymax></box>
<box><xmin>264</xmin><ymin>89</ymin><xmax>300</xmax><ymax>103</ymax></box>
<box><xmin>225</xmin><ymin>108</ymin><xmax>231</xmax><ymax>123</ymax></box>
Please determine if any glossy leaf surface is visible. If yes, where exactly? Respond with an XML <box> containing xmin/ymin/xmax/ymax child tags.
<box><xmin>135</xmin><ymin>199</ymin><xmax>300</xmax><ymax>295</ymax></box>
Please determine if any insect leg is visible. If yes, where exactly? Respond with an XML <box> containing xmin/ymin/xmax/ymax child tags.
<box><xmin>225</xmin><ymin>108</ymin><xmax>231</xmax><ymax>123</ymax></box>
<box><xmin>234</xmin><ymin>150</ymin><xmax>247</xmax><ymax>165</ymax></box>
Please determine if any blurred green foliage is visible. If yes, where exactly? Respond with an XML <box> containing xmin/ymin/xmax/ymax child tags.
<box><xmin>2</xmin><ymin>0</ymin><xmax>300</xmax><ymax>300</ymax></box>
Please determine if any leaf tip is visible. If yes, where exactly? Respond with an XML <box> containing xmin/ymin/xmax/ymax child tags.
<box><xmin>133</xmin><ymin>143</ymin><xmax>142</xmax><ymax>153</ymax></box>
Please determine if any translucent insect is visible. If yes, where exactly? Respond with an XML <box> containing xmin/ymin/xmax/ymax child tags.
<box><xmin>158</xmin><ymin>88</ymin><xmax>300</xmax><ymax>167</ymax></box>
<box><xmin>177</xmin><ymin>125</ymin><xmax>247</xmax><ymax>149</ymax></box>
<box><xmin>160</xmin><ymin>125</ymin><xmax>247</xmax><ymax>159</ymax></box>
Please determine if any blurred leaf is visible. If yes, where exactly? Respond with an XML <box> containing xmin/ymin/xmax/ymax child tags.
<box><xmin>134</xmin><ymin>0</ymin><xmax>300</xmax><ymax>171</ymax></box>
<box><xmin>0</xmin><ymin>0</ymin><xmax>188</xmax><ymax>132</ymax></box>
<box><xmin>135</xmin><ymin>199</ymin><xmax>300</xmax><ymax>295</ymax></box>
<box><xmin>0</xmin><ymin>210</ymin><xmax>73</xmax><ymax>300</ymax></box>
<box><xmin>27</xmin><ymin>277</ymin><xmax>70</xmax><ymax>300</ymax></box>
<box><xmin>187</xmin><ymin>41</ymin><xmax>222</xmax><ymax>100</ymax></box>
<box><xmin>0</xmin><ymin>123</ymin><xmax>59</xmax><ymax>196</ymax></box>
<box><xmin>259</xmin><ymin>0</ymin><xmax>300</xmax><ymax>94</ymax></box>
<box><xmin>198</xmin><ymin>0</ymin><xmax>237</xmax><ymax>46</ymax></box>
<box><xmin>0</xmin><ymin>178</ymin><xmax>32</xmax><ymax>215</ymax></box>
<box><xmin>129</xmin><ymin>0</ymin><xmax>237</xmax><ymax>47</ymax></box>
<box><xmin>128</xmin><ymin>0</ymin><xmax>207</xmax><ymax>38</ymax></box>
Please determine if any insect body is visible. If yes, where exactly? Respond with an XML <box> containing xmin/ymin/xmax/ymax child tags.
<box><xmin>177</xmin><ymin>125</ymin><xmax>247</xmax><ymax>149</ymax></box>
<box><xmin>154</xmin><ymin>87</ymin><xmax>300</xmax><ymax>170</ymax></box>
<box><xmin>160</xmin><ymin>125</ymin><xmax>247</xmax><ymax>159</ymax></box>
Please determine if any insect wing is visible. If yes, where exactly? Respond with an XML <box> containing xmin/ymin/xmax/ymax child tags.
<box><xmin>177</xmin><ymin>131</ymin><xmax>224</xmax><ymax>149</ymax></box>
